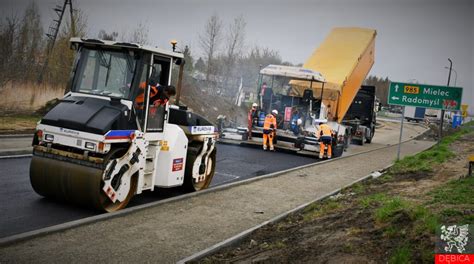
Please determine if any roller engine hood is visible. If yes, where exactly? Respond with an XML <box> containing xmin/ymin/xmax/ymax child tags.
<box><xmin>40</xmin><ymin>96</ymin><xmax>136</xmax><ymax>135</ymax></box>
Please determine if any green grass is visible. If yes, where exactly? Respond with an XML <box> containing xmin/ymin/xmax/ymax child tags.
<box><xmin>429</xmin><ymin>176</ymin><xmax>474</xmax><ymax>224</ymax></box>
<box><xmin>267</xmin><ymin>240</ymin><xmax>286</xmax><ymax>249</ymax></box>
<box><xmin>389</xmin><ymin>244</ymin><xmax>412</xmax><ymax>264</ymax></box>
<box><xmin>383</xmin><ymin>225</ymin><xmax>399</xmax><ymax>238</ymax></box>
<box><xmin>440</xmin><ymin>208</ymin><xmax>463</xmax><ymax>218</ymax></box>
<box><xmin>303</xmin><ymin>199</ymin><xmax>341</xmax><ymax>221</ymax></box>
<box><xmin>390</xmin><ymin>122</ymin><xmax>473</xmax><ymax>175</ymax></box>
<box><xmin>375</xmin><ymin>197</ymin><xmax>409</xmax><ymax>222</ymax></box>
<box><xmin>429</xmin><ymin>176</ymin><xmax>474</xmax><ymax>205</ymax></box>
<box><xmin>348</xmin><ymin>182</ymin><xmax>365</xmax><ymax>194</ymax></box>
<box><xmin>410</xmin><ymin>206</ymin><xmax>438</xmax><ymax>234</ymax></box>
<box><xmin>390</xmin><ymin>145</ymin><xmax>454</xmax><ymax>174</ymax></box>
<box><xmin>360</xmin><ymin>193</ymin><xmax>389</xmax><ymax>209</ymax></box>
<box><xmin>0</xmin><ymin>114</ymin><xmax>41</xmax><ymax>131</ymax></box>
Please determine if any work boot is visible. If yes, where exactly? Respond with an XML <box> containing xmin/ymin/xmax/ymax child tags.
<box><xmin>319</xmin><ymin>154</ymin><xmax>323</xmax><ymax>159</ymax></box>
<box><xmin>327</xmin><ymin>156</ymin><xmax>331</xmax><ymax>159</ymax></box>
<box><xmin>270</xmin><ymin>146</ymin><xmax>275</xmax><ymax>151</ymax></box>
<box><xmin>263</xmin><ymin>146</ymin><xmax>267</xmax><ymax>151</ymax></box>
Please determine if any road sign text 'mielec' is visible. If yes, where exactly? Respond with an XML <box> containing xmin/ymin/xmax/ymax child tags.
<box><xmin>388</xmin><ymin>82</ymin><xmax>463</xmax><ymax>111</ymax></box>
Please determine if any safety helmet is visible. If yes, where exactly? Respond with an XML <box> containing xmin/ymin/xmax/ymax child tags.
<box><xmin>297</xmin><ymin>118</ymin><xmax>303</xmax><ymax>126</ymax></box>
<box><xmin>252</xmin><ymin>103</ymin><xmax>258</xmax><ymax>108</ymax></box>
<box><xmin>272</xmin><ymin>109</ymin><xmax>278</xmax><ymax>115</ymax></box>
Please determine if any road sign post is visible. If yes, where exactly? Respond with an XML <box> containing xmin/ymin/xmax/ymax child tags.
<box><xmin>388</xmin><ymin>81</ymin><xmax>463</xmax><ymax>159</ymax></box>
<box><xmin>397</xmin><ymin>106</ymin><xmax>405</xmax><ymax>161</ymax></box>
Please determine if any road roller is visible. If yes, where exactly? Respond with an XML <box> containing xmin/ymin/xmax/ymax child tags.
<box><xmin>30</xmin><ymin>38</ymin><xmax>217</xmax><ymax>212</ymax></box>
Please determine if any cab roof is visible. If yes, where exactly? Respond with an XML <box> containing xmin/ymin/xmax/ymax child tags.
<box><xmin>260</xmin><ymin>64</ymin><xmax>326</xmax><ymax>83</ymax></box>
<box><xmin>70</xmin><ymin>37</ymin><xmax>184</xmax><ymax>59</ymax></box>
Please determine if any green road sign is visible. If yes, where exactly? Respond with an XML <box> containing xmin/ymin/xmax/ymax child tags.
<box><xmin>388</xmin><ymin>82</ymin><xmax>463</xmax><ymax>111</ymax></box>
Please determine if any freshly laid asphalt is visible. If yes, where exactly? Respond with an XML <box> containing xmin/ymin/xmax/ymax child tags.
<box><xmin>0</xmin><ymin>143</ymin><xmax>316</xmax><ymax>238</ymax></box>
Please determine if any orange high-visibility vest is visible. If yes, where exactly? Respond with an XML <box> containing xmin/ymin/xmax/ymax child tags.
<box><xmin>135</xmin><ymin>82</ymin><xmax>159</xmax><ymax>106</ymax></box>
<box><xmin>319</xmin><ymin>124</ymin><xmax>332</xmax><ymax>137</ymax></box>
<box><xmin>263</xmin><ymin>114</ymin><xmax>277</xmax><ymax>130</ymax></box>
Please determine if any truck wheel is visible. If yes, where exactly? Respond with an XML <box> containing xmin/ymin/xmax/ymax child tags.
<box><xmin>365</xmin><ymin>127</ymin><xmax>374</xmax><ymax>143</ymax></box>
<box><xmin>344</xmin><ymin>128</ymin><xmax>351</xmax><ymax>151</ymax></box>
<box><xmin>183</xmin><ymin>144</ymin><xmax>216</xmax><ymax>192</ymax></box>
<box><xmin>332</xmin><ymin>144</ymin><xmax>344</xmax><ymax>158</ymax></box>
<box><xmin>242</xmin><ymin>131</ymin><xmax>249</xmax><ymax>140</ymax></box>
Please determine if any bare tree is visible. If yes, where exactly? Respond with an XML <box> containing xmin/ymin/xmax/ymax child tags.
<box><xmin>128</xmin><ymin>22</ymin><xmax>149</xmax><ymax>45</ymax></box>
<box><xmin>15</xmin><ymin>1</ymin><xmax>43</xmax><ymax>81</ymax></box>
<box><xmin>222</xmin><ymin>15</ymin><xmax>246</xmax><ymax>91</ymax></box>
<box><xmin>98</xmin><ymin>30</ymin><xmax>118</xmax><ymax>41</ymax></box>
<box><xmin>47</xmin><ymin>8</ymin><xmax>88</xmax><ymax>86</ymax></box>
<box><xmin>199</xmin><ymin>14</ymin><xmax>223</xmax><ymax>83</ymax></box>
<box><xmin>0</xmin><ymin>15</ymin><xmax>20</xmax><ymax>86</ymax></box>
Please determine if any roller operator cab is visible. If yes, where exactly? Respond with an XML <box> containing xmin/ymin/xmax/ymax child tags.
<box><xmin>30</xmin><ymin>38</ymin><xmax>217</xmax><ymax>212</ymax></box>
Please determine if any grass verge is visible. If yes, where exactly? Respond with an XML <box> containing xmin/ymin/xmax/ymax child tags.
<box><xmin>390</xmin><ymin>121</ymin><xmax>473</xmax><ymax>174</ymax></box>
<box><xmin>0</xmin><ymin>114</ymin><xmax>40</xmax><ymax>133</ymax></box>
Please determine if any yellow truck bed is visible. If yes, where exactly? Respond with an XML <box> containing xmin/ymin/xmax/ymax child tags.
<box><xmin>291</xmin><ymin>27</ymin><xmax>376</xmax><ymax>122</ymax></box>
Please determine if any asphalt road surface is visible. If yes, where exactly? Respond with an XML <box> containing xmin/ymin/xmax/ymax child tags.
<box><xmin>0</xmin><ymin>143</ymin><xmax>315</xmax><ymax>238</ymax></box>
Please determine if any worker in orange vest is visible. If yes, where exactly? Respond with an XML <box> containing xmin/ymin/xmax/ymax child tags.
<box><xmin>134</xmin><ymin>67</ymin><xmax>176</xmax><ymax>110</ymax></box>
<box><xmin>263</xmin><ymin>109</ymin><xmax>278</xmax><ymax>151</ymax></box>
<box><xmin>318</xmin><ymin>122</ymin><xmax>333</xmax><ymax>159</ymax></box>
<box><xmin>135</xmin><ymin>82</ymin><xmax>176</xmax><ymax>110</ymax></box>
<box><xmin>248</xmin><ymin>103</ymin><xmax>259</xmax><ymax>140</ymax></box>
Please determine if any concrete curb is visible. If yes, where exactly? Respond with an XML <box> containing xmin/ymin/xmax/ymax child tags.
<box><xmin>0</xmin><ymin>134</ymin><xmax>33</xmax><ymax>138</ymax></box>
<box><xmin>0</xmin><ymin>154</ymin><xmax>32</xmax><ymax>160</ymax></box>
<box><xmin>0</xmin><ymin>128</ymin><xmax>430</xmax><ymax>247</ymax></box>
<box><xmin>0</xmin><ymin>149</ymin><xmax>32</xmax><ymax>159</ymax></box>
<box><xmin>178</xmin><ymin>163</ymin><xmax>395</xmax><ymax>263</ymax></box>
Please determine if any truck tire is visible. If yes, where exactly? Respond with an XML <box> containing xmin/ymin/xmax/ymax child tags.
<box><xmin>242</xmin><ymin>131</ymin><xmax>249</xmax><ymax>140</ymax></box>
<box><xmin>360</xmin><ymin>130</ymin><xmax>365</xmax><ymax>146</ymax></box>
<box><xmin>365</xmin><ymin>126</ymin><xmax>374</xmax><ymax>143</ymax></box>
<box><xmin>344</xmin><ymin>128</ymin><xmax>351</xmax><ymax>151</ymax></box>
<box><xmin>332</xmin><ymin>144</ymin><xmax>344</xmax><ymax>158</ymax></box>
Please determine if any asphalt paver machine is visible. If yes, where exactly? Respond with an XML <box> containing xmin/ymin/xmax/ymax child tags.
<box><xmin>30</xmin><ymin>38</ymin><xmax>217</xmax><ymax>212</ymax></box>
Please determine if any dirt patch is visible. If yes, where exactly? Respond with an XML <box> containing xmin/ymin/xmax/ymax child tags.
<box><xmin>180</xmin><ymin>82</ymin><xmax>247</xmax><ymax>126</ymax></box>
<box><xmin>197</xmin><ymin>132</ymin><xmax>473</xmax><ymax>263</ymax></box>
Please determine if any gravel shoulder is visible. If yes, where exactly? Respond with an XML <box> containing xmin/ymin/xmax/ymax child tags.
<box><xmin>0</xmin><ymin>137</ymin><xmax>435</xmax><ymax>263</ymax></box>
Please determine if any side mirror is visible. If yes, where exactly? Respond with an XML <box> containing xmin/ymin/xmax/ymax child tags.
<box><xmin>174</xmin><ymin>58</ymin><xmax>185</xmax><ymax>66</ymax></box>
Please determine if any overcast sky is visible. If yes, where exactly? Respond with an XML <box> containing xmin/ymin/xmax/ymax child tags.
<box><xmin>2</xmin><ymin>0</ymin><xmax>473</xmax><ymax>109</ymax></box>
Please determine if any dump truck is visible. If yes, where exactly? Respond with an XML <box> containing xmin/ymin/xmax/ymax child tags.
<box><xmin>30</xmin><ymin>38</ymin><xmax>217</xmax><ymax>212</ymax></box>
<box><xmin>220</xmin><ymin>27</ymin><xmax>376</xmax><ymax>157</ymax></box>
<box><xmin>342</xmin><ymin>85</ymin><xmax>377</xmax><ymax>145</ymax></box>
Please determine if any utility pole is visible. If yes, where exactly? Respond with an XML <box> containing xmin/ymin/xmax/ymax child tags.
<box><xmin>38</xmin><ymin>0</ymin><xmax>76</xmax><ymax>83</ymax></box>
<box><xmin>439</xmin><ymin>58</ymin><xmax>452</xmax><ymax>144</ymax></box>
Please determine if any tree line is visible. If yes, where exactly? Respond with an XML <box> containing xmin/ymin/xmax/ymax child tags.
<box><xmin>0</xmin><ymin>3</ymin><xmax>389</xmax><ymax>106</ymax></box>
<box><xmin>0</xmin><ymin>2</ymin><xmax>152</xmax><ymax>88</ymax></box>
<box><xmin>364</xmin><ymin>75</ymin><xmax>391</xmax><ymax>106</ymax></box>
